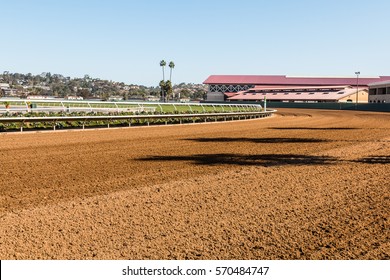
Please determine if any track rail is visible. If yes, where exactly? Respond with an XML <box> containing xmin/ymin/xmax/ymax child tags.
<box><xmin>0</xmin><ymin>110</ymin><xmax>276</xmax><ymax>132</ymax></box>
<box><xmin>0</xmin><ymin>99</ymin><xmax>262</xmax><ymax>114</ymax></box>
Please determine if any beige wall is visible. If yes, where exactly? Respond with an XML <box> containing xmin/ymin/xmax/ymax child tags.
<box><xmin>339</xmin><ymin>90</ymin><xmax>368</xmax><ymax>103</ymax></box>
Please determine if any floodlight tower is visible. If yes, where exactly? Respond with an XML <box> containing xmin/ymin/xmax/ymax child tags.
<box><xmin>355</xmin><ymin>71</ymin><xmax>360</xmax><ymax>105</ymax></box>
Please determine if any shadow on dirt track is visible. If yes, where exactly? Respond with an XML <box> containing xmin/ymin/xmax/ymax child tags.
<box><xmin>138</xmin><ymin>153</ymin><xmax>339</xmax><ymax>167</ymax></box>
<box><xmin>352</xmin><ymin>156</ymin><xmax>390</xmax><ymax>164</ymax></box>
<box><xmin>268</xmin><ymin>127</ymin><xmax>361</xmax><ymax>130</ymax></box>
<box><xmin>184</xmin><ymin>137</ymin><xmax>330</xmax><ymax>144</ymax></box>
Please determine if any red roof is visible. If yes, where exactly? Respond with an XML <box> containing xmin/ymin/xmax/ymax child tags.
<box><xmin>203</xmin><ymin>75</ymin><xmax>390</xmax><ymax>86</ymax></box>
<box><xmin>224</xmin><ymin>92</ymin><xmax>239</xmax><ymax>97</ymax></box>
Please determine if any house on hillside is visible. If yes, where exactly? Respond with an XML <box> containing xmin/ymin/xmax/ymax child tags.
<box><xmin>0</xmin><ymin>83</ymin><xmax>19</xmax><ymax>97</ymax></box>
<box><xmin>0</xmin><ymin>83</ymin><xmax>10</xmax><ymax>90</ymax></box>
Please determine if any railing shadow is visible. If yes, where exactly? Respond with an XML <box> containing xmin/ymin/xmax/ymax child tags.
<box><xmin>138</xmin><ymin>153</ymin><xmax>338</xmax><ymax>167</ymax></box>
<box><xmin>268</xmin><ymin>127</ymin><xmax>360</xmax><ymax>130</ymax></box>
<box><xmin>184</xmin><ymin>137</ymin><xmax>329</xmax><ymax>144</ymax></box>
<box><xmin>352</xmin><ymin>156</ymin><xmax>390</xmax><ymax>164</ymax></box>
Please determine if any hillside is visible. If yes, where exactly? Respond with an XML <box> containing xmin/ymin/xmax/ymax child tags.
<box><xmin>0</xmin><ymin>72</ymin><xmax>207</xmax><ymax>101</ymax></box>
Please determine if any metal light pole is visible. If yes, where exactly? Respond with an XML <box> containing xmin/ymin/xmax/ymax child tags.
<box><xmin>355</xmin><ymin>71</ymin><xmax>360</xmax><ymax>105</ymax></box>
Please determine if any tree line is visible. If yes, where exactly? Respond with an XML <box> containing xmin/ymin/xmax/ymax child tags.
<box><xmin>0</xmin><ymin>71</ymin><xmax>207</xmax><ymax>101</ymax></box>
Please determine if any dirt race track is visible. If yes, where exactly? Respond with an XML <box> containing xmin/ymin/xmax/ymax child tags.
<box><xmin>0</xmin><ymin>108</ymin><xmax>389</xmax><ymax>260</ymax></box>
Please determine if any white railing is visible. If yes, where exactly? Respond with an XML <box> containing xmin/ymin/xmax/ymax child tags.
<box><xmin>0</xmin><ymin>110</ymin><xmax>276</xmax><ymax>132</ymax></box>
<box><xmin>0</xmin><ymin>99</ymin><xmax>262</xmax><ymax>114</ymax></box>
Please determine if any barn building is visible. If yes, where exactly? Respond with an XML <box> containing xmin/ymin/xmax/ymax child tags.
<box><xmin>368</xmin><ymin>80</ymin><xmax>390</xmax><ymax>103</ymax></box>
<box><xmin>203</xmin><ymin>75</ymin><xmax>390</xmax><ymax>103</ymax></box>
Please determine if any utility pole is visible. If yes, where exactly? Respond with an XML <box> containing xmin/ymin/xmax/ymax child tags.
<box><xmin>355</xmin><ymin>71</ymin><xmax>360</xmax><ymax>107</ymax></box>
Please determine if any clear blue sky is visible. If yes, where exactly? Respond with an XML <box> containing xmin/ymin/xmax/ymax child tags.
<box><xmin>1</xmin><ymin>0</ymin><xmax>389</xmax><ymax>86</ymax></box>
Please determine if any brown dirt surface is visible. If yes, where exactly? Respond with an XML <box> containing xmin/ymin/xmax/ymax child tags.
<box><xmin>0</xmin><ymin>108</ymin><xmax>389</xmax><ymax>260</ymax></box>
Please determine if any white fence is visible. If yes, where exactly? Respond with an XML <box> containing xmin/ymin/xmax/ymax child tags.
<box><xmin>0</xmin><ymin>99</ymin><xmax>262</xmax><ymax>114</ymax></box>
<box><xmin>0</xmin><ymin>110</ymin><xmax>275</xmax><ymax>132</ymax></box>
<box><xmin>0</xmin><ymin>99</ymin><xmax>274</xmax><ymax>132</ymax></box>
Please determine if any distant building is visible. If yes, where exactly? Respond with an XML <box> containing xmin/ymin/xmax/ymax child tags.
<box><xmin>0</xmin><ymin>83</ymin><xmax>10</xmax><ymax>89</ymax></box>
<box><xmin>1</xmin><ymin>83</ymin><xmax>19</xmax><ymax>96</ymax></box>
<box><xmin>27</xmin><ymin>95</ymin><xmax>57</xmax><ymax>100</ymax></box>
<box><xmin>145</xmin><ymin>95</ymin><xmax>160</xmax><ymax>102</ymax></box>
<box><xmin>203</xmin><ymin>75</ymin><xmax>390</xmax><ymax>103</ymax></box>
<box><xmin>109</xmin><ymin>96</ymin><xmax>124</xmax><ymax>101</ymax></box>
<box><xmin>179</xmin><ymin>98</ymin><xmax>191</xmax><ymax>103</ymax></box>
<box><xmin>65</xmin><ymin>96</ymin><xmax>84</xmax><ymax>100</ymax></box>
<box><xmin>368</xmin><ymin>80</ymin><xmax>390</xmax><ymax>103</ymax></box>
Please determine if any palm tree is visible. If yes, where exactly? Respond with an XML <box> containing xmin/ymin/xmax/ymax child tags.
<box><xmin>160</xmin><ymin>60</ymin><xmax>166</xmax><ymax>81</ymax></box>
<box><xmin>169</xmin><ymin>61</ymin><xmax>175</xmax><ymax>82</ymax></box>
<box><xmin>165</xmin><ymin>80</ymin><xmax>172</xmax><ymax>102</ymax></box>
<box><xmin>159</xmin><ymin>80</ymin><xmax>166</xmax><ymax>102</ymax></box>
